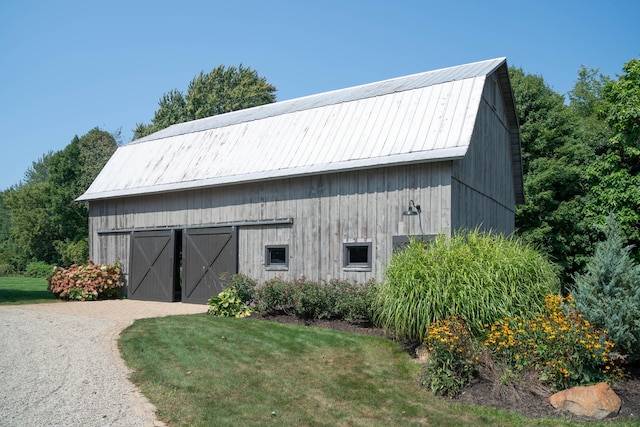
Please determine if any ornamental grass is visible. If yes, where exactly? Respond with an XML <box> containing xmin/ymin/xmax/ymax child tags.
<box><xmin>374</xmin><ymin>230</ymin><xmax>560</xmax><ymax>343</ymax></box>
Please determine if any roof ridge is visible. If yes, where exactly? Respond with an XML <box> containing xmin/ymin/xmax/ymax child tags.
<box><xmin>132</xmin><ymin>57</ymin><xmax>506</xmax><ymax>144</ymax></box>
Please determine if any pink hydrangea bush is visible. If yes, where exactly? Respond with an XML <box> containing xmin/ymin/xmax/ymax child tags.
<box><xmin>47</xmin><ymin>260</ymin><xmax>124</xmax><ymax>301</ymax></box>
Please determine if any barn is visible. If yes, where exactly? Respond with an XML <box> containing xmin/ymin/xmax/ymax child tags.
<box><xmin>77</xmin><ymin>57</ymin><xmax>524</xmax><ymax>304</ymax></box>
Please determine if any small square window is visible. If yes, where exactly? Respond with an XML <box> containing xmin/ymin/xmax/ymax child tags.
<box><xmin>392</xmin><ymin>235</ymin><xmax>436</xmax><ymax>252</ymax></box>
<box><xmin>343</xmin><ymin>242</ymin><xmax>372</xmax><ymax>270</ymax></box>
<box><xmin>265</xmin><ymin>245</ymin><xmax>288</xmax><ymax>270</ymax></box>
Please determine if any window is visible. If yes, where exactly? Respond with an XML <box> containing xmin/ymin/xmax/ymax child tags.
<box><xmin>343</xmin><ymin>242</ymin><xmax>372</xmax><ymax>270</ymax></box>
<box><xmin>392</xmin><ymin>235</ymin><xmax>436</xmax><ymax>252</ymax></box>
<box><xmin>265</xmin><ymin>245</ymin><xmax>288</xmax><ymax>270</ymax></box>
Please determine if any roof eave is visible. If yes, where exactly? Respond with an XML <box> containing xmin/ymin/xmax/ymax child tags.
<box><xmin>76</xmin><ymin>147</ymin><xmax>467</xmax><ymax>202</ymax></box>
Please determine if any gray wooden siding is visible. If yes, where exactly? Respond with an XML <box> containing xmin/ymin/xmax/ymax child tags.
<box><xmin>451</xmin><ymin>72</ymin><xmax>516</xmax><ymax>234</ymax></box>
<box><xmin>89</xmin><ymin>162</ymin><xmax>452</xmax><ymax>283</ymax></box>
<box><xmin>90</xmin><ymin>232</ymin><xmax>131</xmax><ymax>291</ymax></box>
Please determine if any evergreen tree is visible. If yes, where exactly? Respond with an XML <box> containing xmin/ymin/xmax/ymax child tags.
<box><xmin>572</xmin><ymin>214</ymin><xmax>640</xmax><ymax>362</ymax></box>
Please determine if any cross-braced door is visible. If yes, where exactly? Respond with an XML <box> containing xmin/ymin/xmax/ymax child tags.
<box><xmin>129</xmin><ymin>230</ymin><xmax>178</xmax><ymax>302</ymax></box>
<box><xmin>182</xmin><ymin>227</ymin><xmax>238</xmax><ymax>304</ymax></box>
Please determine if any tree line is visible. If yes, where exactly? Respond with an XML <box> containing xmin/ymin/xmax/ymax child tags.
<box><xmin>0</xmin><ymin>59</ymin><xmax>638</xmax><ymax>286</ymax></box>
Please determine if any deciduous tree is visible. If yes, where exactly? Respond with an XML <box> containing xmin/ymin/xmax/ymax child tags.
<box><xmin>583</xmin><ymin>58</ymin><xmax>640</xmax><ymax>259</ymax></box>
<box><xmin>511</xmin><ymin>67</ymin><xmax>593</xmax><ymax>283</ymax></box>
<box><xmin>133</xmin><ymin>64</ymin><xmax>276</xmax><ymax>139</ymax></box>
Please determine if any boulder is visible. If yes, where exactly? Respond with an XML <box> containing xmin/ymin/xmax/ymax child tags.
<box><xmin>549</xmin><ymin>382</ymin><xmax>621</xmax><ymax>419</ymax></box>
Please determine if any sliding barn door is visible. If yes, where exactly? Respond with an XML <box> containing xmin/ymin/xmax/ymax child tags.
<box><xmin>129</xmin><ymin>230</ymin><xmax>177</xmax><ymax>302</ymax></box>
<box><xmin>182</xmin><ymin>227</ymin><xmax>238</xmax><ymax>304</ymax></box>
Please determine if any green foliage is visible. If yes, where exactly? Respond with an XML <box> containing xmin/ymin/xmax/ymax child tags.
<box><xmin>134</xmin><ymin>64</ymin><xmax>276</xmax><ymax>139</ymax></box>
<box><xmin>568</xmin><ymin>66</ymin><xmax>611</xmax><ymax>118</ymax></box>
<box><xmin>5</xmin><ymin>183</ymin><xmax>59</xmax><ymax>263</ymax></box>
<box><xmin>47</xmin><ymin>260</ymin><xmax>124</xmax><ymax>301</ymax></box>
<box><xmin>572</xmin><ymin>214</ymin><xmax>640</xmax><ymax>362</ymax></box>
<box><xmin>584</xmin><ymin>58</ymin><xmax>640</xmax><ymax>257</ymax></box>
<box><xmin>207</xmin><ymin>286</ymin><xmax>253</xmax><ymax>318</ymax></box>
<box><xmin>511</xmin><ymin>66</ymin><xmax>602</xmax><ymax>283</ymax></box>
<box><xmin>25</xmin><ymin>261</ymin><xmax>55</xmax><ymax>278</ymax></box>
<box><xmin>0</xmin><ymin>263</ymin><xmax>15</xmax><ymax>276</ymax></box>
<box><xmin>254</xmin><ymin>277</ymin><xmax>375</xmax><ymax>322</ymax></box>
<box><xmin>185</xmin><ymin>64</ymin><xmax>276</xmax><ymax>119</ymax></box>
<box><xmin>76</xmin><ymin>128</ymin><xmax>120</xmax><ymax>192</ymax></box>
<box><xmin>601</xmin><ymin>58</ymin><xmax>640</xmax><ymax>163</ymax></box>
<box><xmin>420</xmin><ymin>316</ymin><xmax>478</xmax><ymax>397</ymax></box>
<box><xmin>509</xmin><ymin>67</ymin><xmax>577</xmax><ymax>173</ymax></box>
<box><xmin>23</xmin><ymin>151</ymin><xmax>54</xmax><ymax>185</ymax></box>
<box><xmin>374</xmin><ymin>231</ymin><xmax>560</xmax><ymax>343</ymax></box>
<box><xmin>484</xmin><ymin>295</ymin><xmax>622</xmax><ymax>391</ymax></box>
<box><xmin>1</xmin><ymin>129</ymin><xmax>117</xmax><ymax>268</ymax></box>
<box><xmin>219</xmin><ymin>272</ymin><xmax>256</xmax><ymax>304</ymax></box>
<box><xmin>255</xmin><ymin>277</ymin><xmax>293</xmax><ymax>314</ymax></box>
<box><xmin>55</xmin><ymin>237</ymin><xmax>89</xmax><ymax>267</ymax></box>
<box><xmin>513</xmin><ymin>58</ymin><xmax>640</xmax><ymax>284</ymax></box>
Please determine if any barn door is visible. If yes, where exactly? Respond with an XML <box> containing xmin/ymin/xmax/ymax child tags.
<box><xmin>182</xmin><ymin>227</ymin><xmax>238</xmax><ymax>304</ymax></box>
<box><xmin>129</xmin><ymin>230</ymin><xmax>179</xmax><ymax>302</ymax></box>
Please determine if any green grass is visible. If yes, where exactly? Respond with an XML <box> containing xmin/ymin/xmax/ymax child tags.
<box><xmin>118</xmin><ymin>315</ymin><xmax>623</xmax><ymax>427</ymax></box>
<box><xmin>0</xmin><ymin>276</ymin><xmax>58</xmax><ymax>305</ymax></box>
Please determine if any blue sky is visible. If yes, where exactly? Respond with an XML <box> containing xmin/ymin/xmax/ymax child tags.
<box><xmin>0</xmin><ymin>0</ymin><xmax>638</xmax><ymax>190</ymax></box>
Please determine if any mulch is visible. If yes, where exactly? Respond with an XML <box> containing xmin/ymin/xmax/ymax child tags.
<box><xmin>250</xmin><ymin>312</ymin><xmax>640</xmax><ymax>422</ymax></box>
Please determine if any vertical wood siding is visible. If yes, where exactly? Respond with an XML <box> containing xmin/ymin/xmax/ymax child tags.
<box><xmin>89</xmin><ymin>162</ymin><xmax>452</xmax><ymax>284</ymax></box>
<box><xmin>451</xmin><ymin>73</ymin><xmax>516</xmax><ymax>234</ymax></box>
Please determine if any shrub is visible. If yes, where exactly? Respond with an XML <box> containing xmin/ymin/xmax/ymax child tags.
<box><xmin>374</xmin><ymin>230</ymin><xmax>560</xmax><ymax>343</ymax></box>
<box><xmin>420</xmin><ymin>316</ymin><xmax>478</xmax><ymax>397</ymax></box>
<box><xmin>25</xmin><ymin>261</ymin><xmax>55</xmax><ymax>278</ymax></box>
<box><xmin>220</xmin><ymin>273</ymin><xmax>257</xmax><ymax>304</ymax></box>
<box><xmin>55</xmin><ymin>238</ymin><xmax>89</xmax><ymax>267</ymax></box>
<box><xmin>331</xmin><ymin>279</ymin><xmax>377</xmax><ymax>323</ymax></box>
<box><xmin>208</xmin><ymin>287</ymin><xmax>253</xmax><ymax>318</ymax></box>
<box><xmin>290</xmin><ymin>279</ymin><xmax>334</xmax><ymax>319</ymax></box>
<box><xmin>255</xmin><ymin>277</ymin><xmax>295</xmax><ymax>314</ymax></box>
<box><xmin>484</xmin><ymin>295</ymin><xmax>623</xmax><ymax>391</ymax></box>
<box><xmin>253</xmin><ymin>277</ymin><xmax>375</xmax><ymax>322</ymax></box>
<box><xmin>572</xmin><ymin>214</ymin><xmax>640</xmax><ymax>362</ymax></box>
<box><xmin>47</xmin><ymin>260</ymin><xmax>124</xmax><ymax>301</ymax></box>
<box><xmin>0</xmin><ymin>263</ymin><xmax>15</xmax><ymax>276</ymax></box>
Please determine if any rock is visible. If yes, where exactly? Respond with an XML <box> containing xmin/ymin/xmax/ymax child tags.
<box><xmin>549</xmin><ymin>382</ymin><xmax>621</xmax><ymax>419</ymax></box>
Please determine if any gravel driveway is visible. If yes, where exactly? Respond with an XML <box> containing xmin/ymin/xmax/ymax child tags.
<box><xmin>0</xmin><ymin>300</ymin><xmax>207</xmax><ymax>427</ymax></box>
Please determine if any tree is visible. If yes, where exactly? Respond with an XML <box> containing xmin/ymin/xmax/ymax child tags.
<box><xmin>133</xmin><ymin>64</ymin><xmax>276</xmax><ymax>139</ymax></box>
<box><xmin>511</xmin><ymin>67</ymin><xmax>594</xmax><ymax>283</ymax></box>
<box><xmin>5</xmin><ymin>182</ymin><xmax>59</xmax><ymax>263</ymax></box>
<box><xmin>584</xmin><ymin>58</ymin><xmax>640</xmax><ymax>257</ymax></box>
<box><xmin>514</xmin><ymin>58</ymin><xmax>640</xmax><ymax>284</ymax></box>
<box><xmin>77</xmin><ymin>127</ymin><xmax>120</xmax><ymax>192</ymax></box>
<box><xmin>23</xmin><ymin>151</ymin><xmax>54</xmax><ymax>185</ymax></box>
<box><xmin>2</xmin><ymin>128</ymin><xmax>117</xmax><ymax>268</ymax></box>
<box><xmin>185</xmin><ymin>64</ymin><xmax>276</xmax><ymax>119</ymax></box>
<box><xmin>568</xmin><ymin>65</ymin><xmax>611</xmax><ymax>118</ymax></box>
<box><xmin>509</xmin><ymin>67</ymin><xmax>577</xmax><ymax>174</ymax></box>
<box><xmin>572</xmin><ymin>214</ymin><xmax>640</xmax><ymax>362</ymax></box>
<box><xmin>134</xmin><ymin>89</ymin><xmax>187</xmax><ymax>138</ymax></box>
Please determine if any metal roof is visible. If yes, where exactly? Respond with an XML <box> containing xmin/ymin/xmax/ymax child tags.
<box><xmin>78</xmin><ymin>57</ymin><xmax>520</xmax><ymax>201</ymax></box>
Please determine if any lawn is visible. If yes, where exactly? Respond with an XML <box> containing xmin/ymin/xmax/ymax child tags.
<box><xmin>0</xmin><ymin>276</ymin><xmax>58</xmax><ymax>305</ymax></box>
<box><xmin>119</xmin><ymin>315</ymin><xmax>602</xmax><ymax>427</ymax></box>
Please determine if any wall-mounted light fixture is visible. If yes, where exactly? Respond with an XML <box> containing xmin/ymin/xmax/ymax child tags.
<box><xmin>402</xmin><ymin>200</ymin><xmax>421</xmax><ymax>216</ymax></box>
<box><xmin>402</xmin><ymin>200</ymin><xmax>424</xmax><ymax>238</ymax></box>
